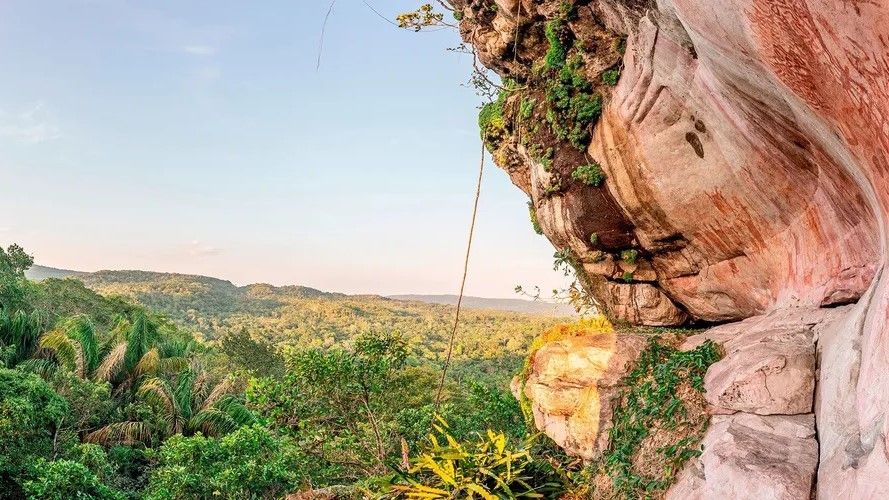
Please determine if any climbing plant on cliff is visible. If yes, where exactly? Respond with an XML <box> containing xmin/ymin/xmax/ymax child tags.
<box><xmin>574</xmin><ymin>339</ymin><xmax>722</xmax><ymax>499</ymax></box>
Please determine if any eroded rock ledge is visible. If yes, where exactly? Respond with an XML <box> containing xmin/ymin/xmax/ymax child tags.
<box><xmin>456</xmin><ymin>0</ymin><xmax>880</xmax><ymax>327</ymax></box>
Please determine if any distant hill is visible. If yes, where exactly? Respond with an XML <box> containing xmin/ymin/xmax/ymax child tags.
<box><xmin>21</xmin><ymin>265</ymin><xmax>571</xmax><ymax>384</ymax></box>
<box><xmin>388</xmin><ymin>294</ymin><xmax>575</xmax><ymax>316</ymax></box>
<box><xmin>26</xmin><ymin>265</ymin><xmax>571</xmax><ymax>316</ymax></box>
<box><xmin>25</xmin><ymin>264</ymin><xmax>87</xmax><ymax>281</ymax></box>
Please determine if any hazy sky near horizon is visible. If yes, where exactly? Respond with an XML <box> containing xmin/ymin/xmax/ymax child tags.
<box><xmin>0</xmin><ymin>0</ymin><xmax>570</xmax><ymax>297</ymax></box>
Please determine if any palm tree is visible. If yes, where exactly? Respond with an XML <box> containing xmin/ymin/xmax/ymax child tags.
<box><xmin>84</xmin><ymin>368</ymin><xmax>255</xmax><ymax>445</ymax></box>
<box><xmin>137</xmin><ymin>369</ymin><xmax>256</xmax><ymax>439</ymax></box>
<box><xmin>33</xmin><ymin>312</ymin><xmax>193</xmax><ymax>445</ymax></box>
<box><xmin>0</xmin><ymin>309</ymin><xmax>45</xmax><ymax>367</ymax></box>
<box><xmin>34</xmin><ymin>315</ymin><xmax>100</xmax><ymax>377</ymax></box>
<box><xmin>36</xmin><ymin>312</ymin><xmax>188</xmax><ymax>386</ymax></box>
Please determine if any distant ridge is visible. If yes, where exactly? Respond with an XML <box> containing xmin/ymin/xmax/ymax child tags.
<box><xmin>25</xmin><ymin>264</ymin><xmax>572</xmax><ymax>316</ymax></box>
<box><xmin>387</xmin><ymin>294</ymin><xmax>576</xmax><ymax>316</ymax></box>
<box><xmin>25</xmin><ymin>264</ymin><xmax>87</xmax><ymax>281</ymax></box>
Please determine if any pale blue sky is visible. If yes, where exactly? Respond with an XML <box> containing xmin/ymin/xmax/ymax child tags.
<box><xmin>0</xmin><ymin>0</ymin><xmax>568</xmax><ymax>297</ymax></box>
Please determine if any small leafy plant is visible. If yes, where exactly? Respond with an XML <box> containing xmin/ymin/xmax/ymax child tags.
<box><xmin>571</xmin><ymin>163</ymin><xmax>606</xmax><ymax>186</ymax></box>
<box><xmin>602</xmin><ymin>68</ymin><xmax>620</xmax><ymax>86</ymax></box>
<box><xmin>620</xmin><ymin>249</ymin><xmax>638</xmax><ymax>265</ymax></box>
<box><xmin>384</xmin><ymin>416</ymin><xmax>564</xmax><ymax>498</ymax></box>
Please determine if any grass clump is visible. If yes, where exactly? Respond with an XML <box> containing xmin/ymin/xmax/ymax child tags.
<box><xmin>572</xmin><ymin>163</ymin><xmax>606</xmax><ymax>186</ymax></box>
<box><xmin>582</xmin><ymin>339</ymin><xmax>721</xmax><ymax>499</ymax></box>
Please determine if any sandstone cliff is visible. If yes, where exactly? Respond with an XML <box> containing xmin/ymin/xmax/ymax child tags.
<box><xmin>451</xmin><ymin>0</ymin><xmax>889</xmax><ymax>497</ymax></box>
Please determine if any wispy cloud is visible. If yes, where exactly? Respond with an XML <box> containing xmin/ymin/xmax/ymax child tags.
<box><xmin>0</xmin><ymin>101</ymin><xmax>60</xmax><ymax>144</ymax></box>
<box><xmin>183</xmin><ymin>44</ymin><xmax>216</xmax><ymax>56</ymax></box>
<box><xmin>186</xmin><ymin>240</ymin><xmax>222</xmax><ymax>257</ymax></box>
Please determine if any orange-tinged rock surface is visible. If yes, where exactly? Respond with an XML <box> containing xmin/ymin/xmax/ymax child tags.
<box><xmin>517</xmin><ymin>324</ymin><xmax>649</xmax><ymax>458</ymax></box>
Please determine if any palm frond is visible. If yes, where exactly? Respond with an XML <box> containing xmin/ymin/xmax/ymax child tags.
<box><xmin>0</xmin><ymin>310</ymin><xmax>44</xmax><ymax>366</ymax></box>
<box><xmin>95</xmin><ymin>342</ymin><xmax>127</xmax><ymax>381</ymax></box>
<box><xmin>174</xmin><ymin>370</ymin><xmax>197</xmax><ymax>420</ymax></box>
<box><xmin>85</xmin><ymin>421</ymin><xmax>150</xmax><ymax>445</ymax></box>
<box><xmin>215</xmin><ymin>395</ymin><xmax>257</xmax><ymax>427</ymax></box>
<box><xmin>138</xmin><ymin>377</ymin><xmax>179</xmax><ymax>429</ymax></box>
<box><xmin>109</xmin><ymin>314</ymin><xmax>131</xmax><ymax>343</ymax></box>
<box><xmin>124</xmin><ymin>312</ymin><xmax>157</xmax><ymax>372</ymax></box>
<box><xmin>39</xmin><ymin>328</ymin><xmax>81</xmax><ymax>374</ymax></box>
<box><xmin>133</xmin><ymin>348</ymin><xmax>160</xmax><ymax>377</ymax></box>
<box><xmin>191</xmin><ymin>370</ymin><xmax>212</xmax><ymax>407</ymax></box>
<box><xmin>64</xmin><ymin>315</ymin><xmax>99</xmax><ymax>374</ymax></box>
<box><xmin>158</xmin><ymin>356</ymin><xmax>189</xmax><ymax>375</ymax></box>
<box><xmin>189</xmin><ymin>407</ymin><xmax>239</xmax><ymax>436</ymax></box>
<box><xmin>200</xmin><ymin>377</ymin><xmax>236</xmax><ymax>411</ymax></box>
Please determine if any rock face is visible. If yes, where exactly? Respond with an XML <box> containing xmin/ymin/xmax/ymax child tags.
<box><xmin>517</xmin><ymin>329</ymin><xmax>650</xmax><ymax>458</ymax></box>
<box><xmin>668</xmin><ymin>414</ymin><xmax>819</xmax><ymax>500</ymax></box>
<box><xmin>683</xmin><ymin>317</ymin><xmax>817</xmax><ymax>416</ymax></box>
<box><xmin>665</xmin><ymin>309</ymin><xmax>842</xmax><ymax>499</ymax></box>
<box><xmin>454</xmin><ymin>0</ymin><xmax>889</xmax><ymax>496</ymax></box>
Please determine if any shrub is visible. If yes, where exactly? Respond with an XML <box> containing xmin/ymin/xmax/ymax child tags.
<box><xmin>478</xmin><ymin>83</ymin><xmax>515</xmax><ymax>148</ymax></box>
<box><xmin>621</xmin><ymin>249</ymin><xmax>639</xmax><ymax>265</ymax></box>
<box><xmin>0</xmin><ymin>368</ymin><xmax>69</xmax><ymax>493</ymax></box>
<box><xmin>544</xmin><ymin>19</ymin><xmax>567</xmax><ymax>69</ymax></box>
<box><xmin>572</xmin><ymin>163</ymin><xmax>606</xmax><ymax>187</ymax></box>
<box><xmin>528</xmin><ymin>202</ymin><xmax>544</xmax><ymax>235</ymax></box>
<box><xmin>590</xmin><ymin>339</ymin><xmax>721</xmax><ymax>498</ymax></box>
<box><xmin>144</xmin><ymin>425</ymin><xmax>306</xmax><ymax>500</ymax></box>
<box><xmin>23</xmin><ymin>459</ymin><xmax>124</xmax><ymax>500</ymax></box>
<box><xmin>602</xmin><ymin>68</ymin><xmax>621</xmax><ymax>86</ymax></box>
<box><xmin>520</xmin><ymin>97</ymin><xmax>536</xmax><ymax>120</ymax></box>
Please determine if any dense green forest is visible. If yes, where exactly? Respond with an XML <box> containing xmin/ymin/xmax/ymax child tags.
<box><xmin>0</xmin><ymin>245</ymin><xmax>573</xmax><ymax>498</ymax></box>
<box><xmin>66</xmin><ymin>269</ymin><xmax>567</xmax><ymax>386</ymax></box>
